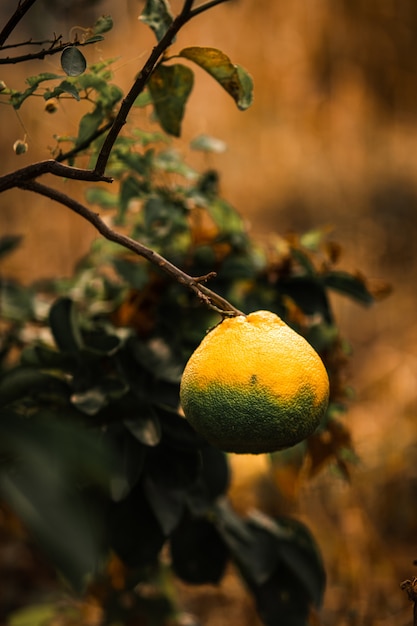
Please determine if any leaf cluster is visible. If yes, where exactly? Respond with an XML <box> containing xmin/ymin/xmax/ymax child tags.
<box><xmin>0</xmin><ymin>140</ymin><xmax>374</xmax><ymax>623</ymax></box>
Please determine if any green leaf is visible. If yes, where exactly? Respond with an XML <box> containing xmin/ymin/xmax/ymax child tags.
<box><xmin>0</xmin><ymin>280</ymin><xmax>35</xmax><ymax>321</ymax></box>
<box><xmin>323</xmin><ymin>270</ymin><xmax>374</xmax><ymax>305</ymax></box>
<box><xmin>124</xmin><ymin>410</ymin><xmax>161</xmax><ymax>447</ymax></box>
<box><xmin>133</xmin><ymin>89</ymin><xmax>153</xmax><ymax>107</ymax></box>
<box><xmin>104</xmin><ymin>423</ymin><xmax>146</xmax><ymax>500</ymax></box>
<box><xmin>84</xmin><ymin>35</ymin><xmax>104</xmax><ymax>44</ymax></box>
<box><xmin>93</xmin><ymin>15</ymin><xmax>113</xmax><ymax>35</ymax></box>
<box><xmin>49</xmin><ymin>297</ymin><xmax>84</xmax><ymax>353</ymax></box>
<box><xmin>179</xmin><ymin>47</ymin><xmax>253</xmax><ymax>110</ymax></box>
<box><xmin>85</xmin><ymin>187</ymin><xmax>119</xmax><ymax>209</ymax></box>
<box><xmin>118</xmin><ymin>174</ymin><xmax>145</xmax><ymax>223</ymax></box>
<box><xmin>26</xmin><ymin>72</ymin><xmax>61</xmax><ymax>87</ymax></box>
<box><xmin>61</xmin><ymin>46</ymin><xmax>87</xmax><ymax>77</ymax></box>
<box><xmin>44</xmin><ymin>80</ymin><xmax>81</xmax><ymax>101</ymax></box>
<box><xmin>170</xmin><ymin>514</ymin><xmax>229</xmax><ymax>584</ymax></box>
<box><xmin>129</xmin><ymin>336</ymin><xmax>184</xmax><ymax>384</ymax></box>
<box><xmin>139</xmin><ymin>0</ymin><xmax>173</xmax><ymax>42</ymax></box>
<box><xmin>0</xmin><ymin>234</ymin><xmax>22</xmax><ymax>260</ymax></box>
<box><xmin>216</xmin><ymin>501</ymin><xmax>277</xmax><ymax>587</ymax></box>
<box><xmin>0</xmin><ymin>410</ymin><xmax>116</xmax><ymax>591</ymax></box>
<box><xmin>148</xmin><ymin>64</ymin><xmax>194</xmax><ymax>137</ymax></box>
<box><xmin>0</xmin><ymin>367</ymin><xmax>68</xmax><ymax>408</ymax></box>
<box><xmin>278</xmin><ymin>276</ymin><xmax>333</xmax><ymax>324</ymax></box>
<box><xmin>76</xmin><ymin>105</ymin><xmax>104</xmax><ymax>146</ymax></box>
<box><xmin>109</xmin><ymin>482</ymin><xmax>165</xmax><ymax>567</ymax></box>
<box><xmin>190</xmin><ymin>134</ymin><xmax>227</xmax><ymax>153</ymax></box>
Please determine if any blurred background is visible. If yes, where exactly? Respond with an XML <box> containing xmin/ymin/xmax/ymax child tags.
<box><xmin>2</xmin><ymin>1</ymin><xmax>417</xmax><ymax>624</ymax></box>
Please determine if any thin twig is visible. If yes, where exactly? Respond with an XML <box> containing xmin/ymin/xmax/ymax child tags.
<box><xmin>0</xmin><ymin>37</ymin><xmax>103</xmax><ymax>65</ymax></box>
<box><xmin>0</xmin><ymin>160</ymin><xmax>112</xmax><ymax>193</ymax></box>
<box><xmin>0</xmin><ymin>0</ymin><xmax>38</xmax><ymax>47</ymax></box>
<box><xmin>190</xmin><ymin>0</ymin><xmax>230</xmax><ymax>18</ymax></box>
<box><xmin>0</xmin><ymin>36</ymin><xmax>63</xmax><ymax>50</ymax></box>
<box><xmin>19</xmin><ymin>179</ymin><xmax>243</xmax><ymax>317</ymax></box>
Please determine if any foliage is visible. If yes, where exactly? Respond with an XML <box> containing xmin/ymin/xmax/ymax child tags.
<box><xmin>0</xmin><ymin>1</ymin><xmax>376</xmax><ymax>625</ymax></box>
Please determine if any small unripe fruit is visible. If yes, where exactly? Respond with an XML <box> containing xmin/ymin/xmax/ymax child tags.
<box><xmin>13</xmin><ymin>139</ymin><xmax>28</xmax><ymax>155</ymax></box>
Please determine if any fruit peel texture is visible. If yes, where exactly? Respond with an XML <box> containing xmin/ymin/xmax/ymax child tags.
<box><xmin>180</xmin><ymin>310</ymin><xmax>330</xmax><ymax>454</ymax></box>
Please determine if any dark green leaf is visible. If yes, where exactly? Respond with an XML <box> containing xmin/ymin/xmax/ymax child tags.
<box><xmin>133</xmin><ymin>89</ymin><xmax>154</xmax><ymax>107</ymax></box>
<box><xmin>278</xmin><ymin>276</ymin><xmax>333</xmax><ymax>324</ymax></box>
<box><xmin>0</xmin><ymin>280</ymin><xmax>34</xmax><ymax>321</ymax></box>
<box><xmin>148</xmin><ymin>64</ymin><xmax>194</xmax><ymax>137</ymax></box>
<box><xmin>124</xmin><ymin>410</ymin><xmax>161</xmax><ymax>447</ymax></box>
<box><xmin>118</xmin><ymin>175</ymin><xmax>144</xmax><ymax>223</ymax></box>
<box><xmin>0</xmin><ymin>367</ymin><xmax>68</xmax><ymax>408</ymax></box>
<box><xmin>252</xmin><ymin>565</ymin><xmax>311</xmax><ymax>626</ymax></box>
<box><xmin>129</xmin><ymin>336</ymin><xmax>184</xmax><ymax>384</ymax></box>
<box><xmin>265</xmin><ymin>516</ymin><xmax>326</xmax><ymax>607</ymax></box>
<box><xmin>81</xmin><ymin>329</ymin><xmax>122</xmax><ymax>356</ymax></box>
<box><xmin>216</xmin><ymin>501</ymin><xmax>277</xmax><ymax>586</ymax></box>
<box><xmin>103</xmin><ymin>423</ymin><xmax>147</xmax><ymax>500</ymax></box>
<box><xmin>0</xmin><ymin>410</ymin><xmax>117</xmax><ymax>591</ymax></box>
<box><xmin>61</xmin><ymin>47</ymin><xmax>87</xmax><ymax>77</ymax></box>
<box><xmin>139</xmin><ymin>0</ymin><xmax>173</xmax><ymax>42</ymax></box>
<box><xmin>26</xmin><ymin>72</ymin><xmax>61</xmax><ymax>87</ymax></box>
<box><xmin>44</xmin><ymin>80</ymin><xmax>80</xmax><ymax>101</ymax></box>
<box><xmin>179</xmin><ymin>47</ymin><xmax>253</xmax><ymax>110</ymax></box>
<box><xmin>0</xmin><ymin>234</ymin><xmax>22</xmax><ymax>260</ymax></box>
<box><xmin>158</xmin><ymin>408</ymin><xmax>204</xmax><ymax>450</ymax></box>
<box><xmin>199</xmin><ymin>446</ymin><xmax>230</xmax><ymax>501</ymax></box>
<box><xmin>76</xmin><ymin>106</ymin><xmax>105</xmax><ymax>146</ymax></box>
<box><xmin>112</xmin><ymin>259</ymin><xmax>148</xmax><ymax>290</ymax></box>
<box><xmin>109</xmin><ymin>482</ymin><xmax>165</xmax><ymax>567</ymax></box>
<box><xmin>323</xmin><ymin>270</ymin><xmax>374</xmax><ymax>305</ymax></box>
<box><xmin>170</xmin><ymin>514</ymin><xmax>228</xmax><ymax>584</ymax></box>
<box><xmin>85</xmin><ymin>187</ymin><xmax>119</xmax><ymax>209</ymax></box>
<box><xmin>49</xmin><ymin>297</ymin><xmax>83</xmax><ymax>353</ymax></box>
<box><xmin>143</xmin><ymin>473</ymin><xmax>184</xmax><ymax>535</ymax></box>
<box><xmin>84</xmin><ymin>35</ymin><xmax>104</xmax><ymax>44</ymax></box>
<box><xmin>93</xmin><ymin>15</ymin><xmax>113</xmax><ymax>35</ymax></box>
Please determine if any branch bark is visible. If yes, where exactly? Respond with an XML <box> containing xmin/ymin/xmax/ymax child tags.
<box><xmin>0</xmin><ymin>160</ymin><xmax>112</xmax><ymax>194</ymax></box>
<box><xmin>0</xmin><ymin>0</ymin><xmax>38</xmax><ymax>47</ymax></box>
<box><xmin>19</xmin><ymin>179</ymin><xmax>243</xmax><ymax>317</ymax></box>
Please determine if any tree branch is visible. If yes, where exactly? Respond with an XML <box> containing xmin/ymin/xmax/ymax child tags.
<box><xmin>19</xmin><ymin>179</ymin><xmax>243</xmax><ymax>317</ymax></box>
<box><xmin>0</xmin><ymin>37</ymin><xmax>101</xmax><ymax>65</ymax></box>
<box><xmin>0</xmin><ymin>0</ymin><xmax>38</xmax><ymax>47</ymax></box>
<box><xmin>190</xmin><ymin>0</ymin><xmax>230</xmax><ymax>19</ymax></box>
<box><xmin>0</xmin><ymin>160</ymin><xmax>112</xmax><ymax>194</ymax></box>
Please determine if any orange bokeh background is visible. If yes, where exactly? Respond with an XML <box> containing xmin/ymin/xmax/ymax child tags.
<box><xmin>2</xmin><ymin>1</ymin><xmax>417</xmax><ymax>623</ymax></box>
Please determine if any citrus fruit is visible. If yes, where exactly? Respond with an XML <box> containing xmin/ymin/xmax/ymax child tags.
<box><xmin>180</xmin><ymin>310</ymin><xmax>329</xmax><ymax>454</ymax></box>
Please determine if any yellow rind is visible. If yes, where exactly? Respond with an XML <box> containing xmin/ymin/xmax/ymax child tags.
<box><xmin>180</xmin><ymin>310</ymin><xmax>330</xmax><ymax>454</ymax></box>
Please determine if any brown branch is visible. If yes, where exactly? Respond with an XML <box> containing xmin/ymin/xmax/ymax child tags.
<box><xmin>0</xmin><ymin>160</ymin><xmax>112</xmax><ymax>194</ymax></box>
<box><xmin>19</xmin><ymin>179</ymin><xmax>243</xmax><ymax>317</ymax></box>
<box><xmin>94</xmin><ymin>0</ymin><xmax>231</xmax><ymax>176</ymax></box>
<box><xmin>0</xmin><ymin>0</ymin><xmax>38</xmax><ymax>47</ymax></box>
<box><xmin>0</xmin><ymin>35</ymin><xmax>63</xmax><ymax>50</ymax></box>
<box><xmin>0</xmin><ymin>37</ymin><xmax>101</xmax><ymax>65</ymax></box>
<box><xmin>190</xmin><ymin>0</ymin><xmax>230</xmax><ymax>18</ymax></box>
